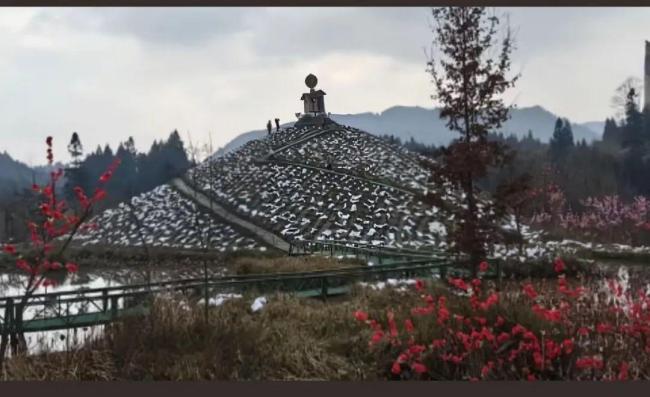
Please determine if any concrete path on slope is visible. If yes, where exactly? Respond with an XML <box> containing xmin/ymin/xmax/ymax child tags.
<box><xmin>270</xmin><ymin>124</ymin><xmax>340</xmax><ymax>154</ymax></box>
<box><xmin>170</xmin><ymin>177</ymin><xmax>292</xmax><ymax>253</ymax></box>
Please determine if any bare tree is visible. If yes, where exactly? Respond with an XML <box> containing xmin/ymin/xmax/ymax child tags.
<box><xmin>611</xmin><ymin>77</ymin><xmax>642</xmax><ymax>122</ymax></box>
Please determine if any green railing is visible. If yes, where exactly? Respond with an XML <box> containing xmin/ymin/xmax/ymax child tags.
<box><xmin>1</xmin><ymin>238</ymin><xmax>503</xmax><ymax>335</ymax></box>
<box><xmin>0</xmin><ymin>257</ymin><xmax>452</xmax><ymax>334</ymax></box>
<box><xmin>287</xmin><ymin>239</ymin><xmax>451</xmax><ymax>268</ymax></box>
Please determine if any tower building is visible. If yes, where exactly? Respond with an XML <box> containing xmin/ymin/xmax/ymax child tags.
<box><xmin>295</xmin><ymin>74</ymin><xmax>335</xmax><ymax>128</ymax></box>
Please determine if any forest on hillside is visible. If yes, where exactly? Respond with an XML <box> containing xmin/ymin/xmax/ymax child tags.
<box><xmin>384</xmin><ymin>87</ymin><xmax>650</xmax><ymax>216</ymax></box>
<box><xmin>0</xmin><ymin>130</ymin><xmax>191</xmax><ymax>242</ymax></box>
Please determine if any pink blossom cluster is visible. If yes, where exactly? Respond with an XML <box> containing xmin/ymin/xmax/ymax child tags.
<box><xmin>530</xmin><ymin>188</ymin><xmax>650</xmax><ymax>244</ymax></box>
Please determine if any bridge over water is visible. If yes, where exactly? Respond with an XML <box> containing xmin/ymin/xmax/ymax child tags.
<box><xmin>0</xmin><ymin>240</ymin><xmax>501</xmax><ymax>337</ymax></box>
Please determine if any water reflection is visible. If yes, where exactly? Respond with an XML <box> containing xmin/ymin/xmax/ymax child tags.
<box><xmin>0</xmin><ymin>263</ymin><xmax>229</xmax><ymax>355</ymax></box>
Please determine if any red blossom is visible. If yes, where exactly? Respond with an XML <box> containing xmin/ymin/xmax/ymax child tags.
<box><xmin>596</xmin><ymin>323</ymin><xmax>613</xmax><ymax>334</ymax></box>
<box><xmin>391</xmin><ymin>362</ymin><xmax>402</xmax><ymax>375</ymax></box>
<box><xmin>553</xmin><ymin>258</ymin><xmax>566</xmax><ymax>273</ymax></box>
<box><xmin>16</xmin><ymin>259</ymin><xmax>31</xmax><ymax>273</ymax></box>
<box><xmin>479</xmin><ymin>293</ymin><xmax>499</xmax><ymax>311</ymax></box>
<box><xmin>3</xmin><ymin>244</ymin><xmax>17</xmax><ymax>255</ymax></box>
<box><xmin>511</xmin><ymin>324</ymin><xmax>526</xmax><ymax>336</ymax></box>
<box><xmin>65</xmin><ymin>262</ymin><xmax>79</xmax><ymax>273</ymax></box>
<box><xmin>562</xmin><ymin>338</ymin><xmax>574</xmax><ymax>354</ymax></box>
<box><xmin>387</xmin><ymin>310</ymin><xmax>398</xmax><ymax>339</ymax></box>
<box><xmin>93</xmin><ymin>188</ymin><xmax>107</xmax><ymax>202</ymax></box>
<box><xmin>354</xmin><ymin>310</ymin><xmax>369</xmax><ymax>322</ymax></box>
<box><xmin>523</xmin><ymin>283</ymin><xmax>538</xmax><ymax>299</ymax></box>
<box><xmin>404</xmin><ymin>319</ymin><xmax>415</xmax><ymax>333</ymax></box>
<box><xmin>479</xmin><ymin>261</ymin><xmax>489</xmax><ymax>272</ymax></box>
<box><xmin>99</xmin><ymin>171</ymin><xmax>113</xmax><ymax>184</ymax></box>
<box><xmin>415</xmin><ymin>279</ymin><xmax>425</xmax><ymax>291</ymax></box>
<box><xmin>576</xmin><ymin>357</ymin><xmax>604</xmax><ymax>370</ymax></box>
<box><xmin>370</xmin><ymin>330</ymin><xmax>384</xmax><ymax>345</ymax></box>
<box><xmin>437</xmin><ymin>306</ymin><xmax>450</xmax><ymax>324</ymax></box>
<box><xmin>497</xmin><ymin>332</ymin><xmax>510</xmax><ymax>344</ymax></box>
<box><xmin>471</xmin><ymin>278</ymin><xmax>482</xmax><ymax>290</ymax></box>
<box><xmin>411</xmin><ymin>362</ymin><xmax>427</xmax><ymax>374</ymax></box>
<box><xmin>618</xmin><ymin>362</ymin><xmax>629</xmax><ymax>381</ymax></box>
<box><xmin>449</xmin><ymin>278</ymin><xmax>468</xmax><ymax>291</ymax></box>
<box><xmin>409</xmin><ymin>344</ymin><xmax>426</xmax><ymax>355</ymax></box>
<box><xmin>533</xmin><ymin>351</ymin><xmax>543</xmax><ymax>369</ymax></box>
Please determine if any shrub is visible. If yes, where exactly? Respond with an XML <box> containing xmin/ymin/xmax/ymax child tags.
<box><xmin>354</xmin><ymin>259</ymin><xmax>650</xmax><ymax>380</ymax></box>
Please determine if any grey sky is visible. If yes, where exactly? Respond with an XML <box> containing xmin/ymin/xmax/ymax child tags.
<box><xmin>0</xmin><ymin>7</ymin><xmax>648</xmax><ymax>165</ymax></box>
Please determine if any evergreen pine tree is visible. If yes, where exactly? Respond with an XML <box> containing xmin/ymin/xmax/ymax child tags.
<box><xmin>549</xmin><ymin>118</ymin><xmax>574</xmax><ymax>161</ymax></box>
<box><xmin>622</xmin><ymin>88</ymin><xmax>644</xmax><ymax>148</ymax></box>
<box><xmin>602</xmin><ymin>118</ymin><xmax>620</xmax><ymax>144</ymax></box>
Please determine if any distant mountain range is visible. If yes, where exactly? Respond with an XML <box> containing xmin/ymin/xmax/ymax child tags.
<box><xmin>0</xmin><ymin>105</ymin><xmax>605</xmax><ymax>200</ymax></box>
<box><xmin>0</xmin><ymin>151</ymin><xmax>60</xmax><ymax>202</ymax></box>
<box><xmin>214</xmin><ymin>105</ymin><xmax>604</xmax><ymax>157</ymax></box>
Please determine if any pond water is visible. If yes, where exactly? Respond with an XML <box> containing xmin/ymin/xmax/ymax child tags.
<box><xmin>0</xmin><ymin>263</ymin><xmax>230</xmax><ymax>355</ymax></box>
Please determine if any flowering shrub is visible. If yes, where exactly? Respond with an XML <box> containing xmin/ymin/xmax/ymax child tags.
<box><xmin>530</xmin><ymin>187</ymin><xmax>650</xmax><ymax>245</ymax></box>
<box><xmin>1</xmin><ymin>137</ymin><xmax>119</xmax><ymax>358</ymax></box>
<box><xmin>354</xmin><ymin>259</ymin><xmax>650</xmax><ymax>380</ymax></box>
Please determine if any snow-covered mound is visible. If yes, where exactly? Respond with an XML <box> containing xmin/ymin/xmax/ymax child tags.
<box><xmin>74</xmin><ymin>185</ymin><xmax>260</xmax><ymax>251</ymax></box>
<box><xmin>186</xmin><ymin>124</ymin><xmax>453</xmax><ymax>249</ymax></box>
<box><xmin>278</xmin><ymin>127</ymin><xmax>430</xmax><ymax>191</ymax></box>
<box><xmin>73</xmin><ymin>122</ymin><xmax>559</xmax><ymax>260</ymax></box>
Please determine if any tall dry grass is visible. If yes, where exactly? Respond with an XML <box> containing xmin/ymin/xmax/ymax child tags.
<box><xmin>2</xmin><ymin>286</ymin><xmax>418</xmax><ymax>380</ymax></box>
<box><xmin>229</xmin><ymin>255</ymin><xmax>365</xmax><ymax>275</ymax></box>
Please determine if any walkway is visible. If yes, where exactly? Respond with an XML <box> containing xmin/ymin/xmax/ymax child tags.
<box><xmin>1</xmin><ymin>254</ymin><xmax>453</xmax><ymax>333</ymax></box>
<box><xmin>270</xmin><ymin>124</ymin><xmax>340</xmax><ymax>154</ymax></box>
<box><xmin>170</xmin><ymin>177</ymin><xmax>291</xmax><ymax>252</ymax></box>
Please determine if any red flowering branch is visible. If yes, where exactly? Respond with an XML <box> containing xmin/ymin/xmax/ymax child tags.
<box><xmin>1</xmin><ymin>136</ymin><xmax>119</xmax><ymax>358</ymax></box>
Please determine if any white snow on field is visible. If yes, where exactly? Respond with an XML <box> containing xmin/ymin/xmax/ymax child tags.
<box><xmin>251</xmin><ymin>296</ymin><xmax>267</xmax><ymax>312</ymax></box>
<box><xmin>199</xmin><ymin>293</ymin><xmax>243</xmax><ymax>307</ymax></box>
<box><xmin>359</xmin><ymin>278</ymin><xmax>418</xmax><ymax>292</ymax></box>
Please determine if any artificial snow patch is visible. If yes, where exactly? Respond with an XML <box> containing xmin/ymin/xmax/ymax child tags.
<box><xmin>200</xmin><ymin>293</ymin><xmax>243</xmax><ymax>307</ymax></box>
<box><xmin>428</xmin><ymin>221</ymin><xmax>447</xmax><ymax>236</ymax></box>
<box><xmin>359</xmin><ymin>278</ymin><xmax>417</xmax><ymax>291</ymax></box>
<box><xmin>251</xmin><ymin>296</ymin><xmax>267</xmax><ymax>312</ymax></box>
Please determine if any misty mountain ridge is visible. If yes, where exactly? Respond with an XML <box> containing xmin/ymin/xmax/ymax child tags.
<box><xmin>214</xmin><ymin>105</ymin><xmax>604</xmax><ymax>157</ymax></box>
<box><xmin>0</xmin><ymin>151</ymin><xmax>60</xmax><ymax>202</ymax></box>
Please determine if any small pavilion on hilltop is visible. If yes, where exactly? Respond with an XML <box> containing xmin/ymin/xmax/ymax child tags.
<box><xmin>295</xmin><ymin>74</ymin><xmax>335</xmax><ymax>128</ymax></box>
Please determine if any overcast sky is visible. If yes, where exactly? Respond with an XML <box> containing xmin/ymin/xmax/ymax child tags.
<box><xmin>0</xmin><ymin>7</ymin><xmax>648</xmax><ymax>165</ymax></box>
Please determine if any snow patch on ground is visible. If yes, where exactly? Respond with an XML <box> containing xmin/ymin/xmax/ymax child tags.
<box><xmin>251</xmin><ymin>296</ymin><xmax>267</xmax><ymax>312</ymax></box>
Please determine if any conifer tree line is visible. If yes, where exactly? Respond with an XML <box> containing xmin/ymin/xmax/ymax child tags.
<box><xmin>402</xmin><ymin>85</ymin><xmax>650</xmax><ymax>213</ymax></box>
<box><xmin>64</xmin><ymin>130</ymin><xmax>191</xmax><ymax>209</ymax></box>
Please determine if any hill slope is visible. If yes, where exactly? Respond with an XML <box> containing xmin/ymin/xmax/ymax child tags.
<box><xmin>77</xmin><ymin>123</ymin><xmax>453</xmax><ymax>251</ymax></box>
<box><xmin>75</xmin><ymin>121</ymin><xmax>549</xmax><ymax>262</ymax></box>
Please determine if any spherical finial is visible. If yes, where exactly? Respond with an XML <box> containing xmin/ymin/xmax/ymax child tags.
<box><xmin>305</xmin><ymin>74</ymin><xmax>318</xmax><ymax>89</ymax></box>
